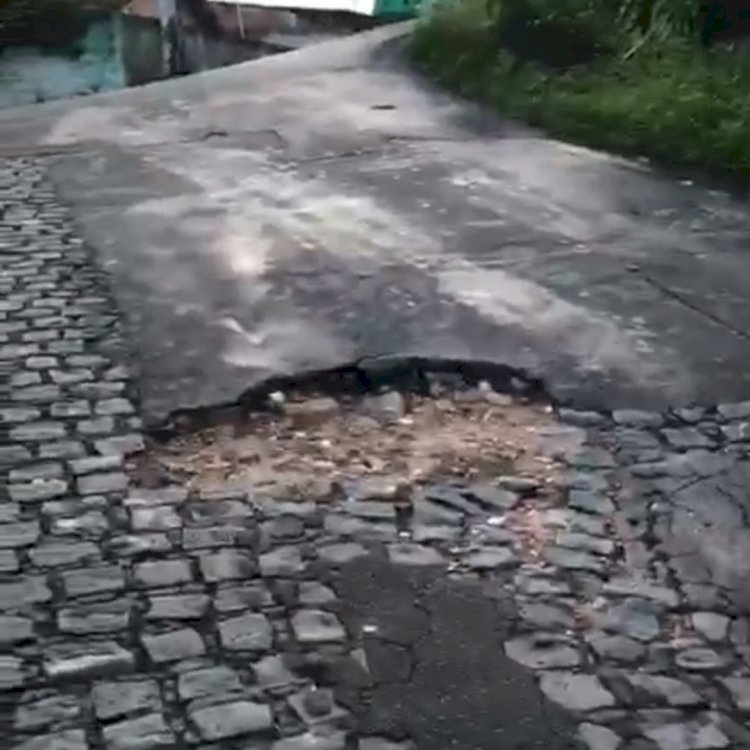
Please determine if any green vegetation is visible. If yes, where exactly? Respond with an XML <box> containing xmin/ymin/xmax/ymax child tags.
<box><xmin>410</xmin><ymin>0</ymin><xmax>750</xmax><ymax>177</ymax></box>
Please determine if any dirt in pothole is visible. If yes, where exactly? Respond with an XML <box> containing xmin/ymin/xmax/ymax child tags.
<box><xmin>136</xmin><ymin>384</ymin><xmax>568</xmax><ymax>501</ymax></box>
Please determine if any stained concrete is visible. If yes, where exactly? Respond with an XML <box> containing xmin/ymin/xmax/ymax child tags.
<box><xmin>3</xmin><ymin>23</ymin><xmax>750</xmax><ymax>422</ymax></box>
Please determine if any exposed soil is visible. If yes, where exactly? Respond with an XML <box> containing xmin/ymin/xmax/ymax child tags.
<box><xmin>136</xmin><ymin>384</ymin><xmax>567</xmax><ymax>502</ymax></box>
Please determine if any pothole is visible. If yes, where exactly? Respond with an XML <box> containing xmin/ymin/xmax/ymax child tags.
<box><xmin>133</xmin><ymin>373</ymin><xmax>566</xmax><ymax>503</ymax></box>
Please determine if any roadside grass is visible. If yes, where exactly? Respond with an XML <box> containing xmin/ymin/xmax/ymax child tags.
<box><xmin>409</xmin><ymin>0</ymin><xmax>750</xmax><ymax>178</ymax></box>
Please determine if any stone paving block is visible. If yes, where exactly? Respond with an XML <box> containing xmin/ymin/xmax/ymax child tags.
<box><xmin>0</xmin><ymin>520</ymin><xmax>39</xmax><ymax>548</ymax></box>
<box><xmin>0</xmin><ymin>445</ymin><xmax>33</xmax><ymax>466</ymax></box>
<box><xmin>612</xmin><ymin>410</ymin><xmax>663</xmax><ymax>427</ymax></box>
<box><xmin>40</xmin><ymin>441</ymin><xmax>86</xmax><ymax>459</ymax></box>
<box><xmin>108</xmin><ymin>533</ymin><xmax>172</xmax><ymax>557</ymax></box>
<box><xmin>260</xmin><ymin>546</ymin><xmax>305</xmax><ymax>576</ymax></box>
<box><xmin>318</xmin><ymin>542</ymin><xmax>369</xmax><ymax>565</ymax></box>
<box><xmin>540</xmin><ymin>672</ymin><xmax>616</xmax><ymax>712</ymax></box>
<box><xmin>675</xmin><ymin>647</ymin><xmax>731</xmax><ymax>672</ymax></box>
<box><xmin>9</xmin><ymin>479</ymin><xmax>69</xmax><ymax>503</ymax></box>
<box><xmin>0</xmin><ymin>549</ymin><xmax>19</xmax><ymax>572</ymax></box>
<box><xmin>275</xmin><ymin>731</ymin><xmax>347</xmax><ymax>750</ymax></box>
<box><xmin>1</xmin><ymin>406</ymin><xmax>42</xmax><ymax>423</ymax></box>
<box><xmin>691</xmin><ymin>612</ymin><xmax>729</xmax><ymax>642</ymax></box>
<box><xmin>292</xmin><ymin>610</ymin><xmax>347</xmax><ymax>644</ymax></box>
<box><xmin>603</xmin><ymin>599</ymin><xmax>661</xmax><ymax>642</ymax></box>
<box><xmin>177</xmin><ymin>666</ymin><xmax>243</xmax><ymax>701</ymax></box>
<box><xmin>50</xmin><ymin>400</ymin><xmax>91</xmax><ymax>418</ymax></box>
<box><xmin>69</xmin><ymin>454</ymin><xmax>123</xmax><ymax>475</ymax></box>
<box><xmin>219</xmin><ymin>612</ymin><xmax>273</xmax><ymax>651</ymax></box>
<box><xmin>142</xmin><ymin>629</ymin><xmax>205</xmax><ymax>663</ymax></box>
<box><xmin>578</xmin><ymin>723</ymin><xmax>621</xmax><ymax>750</ymax></box>
<box><xmin>58</xmin><ymin>600</ymin><xmax>132</xmax><ymax>634</ymax></box>
<box><xmin>505</xmin><ymin>633</ymin><xmax>581</xmax><ymax>669</ymax></box>
<box><xmin>126</xmin><ymin>487</ymin><xmax>187</xmax><ymax>507</ymax></box>
<box><xmin>190</xmin><ymin>700</ymin><xmax>273</xmax><ymax>740</ymax></box>
<box><xmin>32</xmin><ymin>541</ymin><xmax>101</xmax><ymax>568</ymax></box>
<box><xmin>92</xmin><ymin>678</ymin><xmax>161</xmax><ymax>720</ymax></box>
<box><xmin>628</xmin><ymin>673</ymin><xmax>702</xmax><ymax>707</ymax></box>
<box><xmin>96</xmin><ymin>398</ymin><xmax>135</xmax><ymax>416</ymax></box>
<box><xmin>134</xmin><ymin>559</ymin><xmax>192</xmax><ymax>588</ymax></box>
<box><xmin>568</xmin><ymin>490</ymin><xmax>615</xmax><ymax>516</ymax></box>
<box><xmin>387</xmin><ymin>543</ymin><xmax>444</xmax><ymax>566</ymax></box>
<box><xmin>10</xmin><ymin>730</ymin><xmax>88</xmax><ymax>750</ymax></box>
<box><xmin>14</xmin><ymin>694</ymin><xmax>81</xmax><ymax>731</ymax></box>
<box><xmin>288</xmin><ymin>687</ymin><xmax>345</xmax><ymax>726</ymax></box>
<box><xmin>358</xmin><ymin>740</ymin><xmax>416</xmax><ymax>750</ymax></box>
<box><xmin>10</xmin><ymin>462</ymin><xmax>65</xmax><ymax>482</ymax></box>
<box><xmin>44</xmin><ymin>641</ymin><xmax>135</xmax><ymax>681</ymax></box>
<box><xmin>0</xmin><ymin>576</ymin><xmax>52</xmax><ymax>608</ymax></box>
<box><xmin>182</xmin><ymin>525</ymin><xmax>245</xmax><ymax>550</ymax></box>
<box><xmin>96</xmin><ymin>434</ymin><xmax>145</xmax><ymax>456</ymax></box>
<box><xmin>0</xmin><ymin>615</ymin><xmax>34</xmax><ymax>645</ymax></box>
<box><xmin>62</xmin><ymin>566</ymin><xmax>125</xmax><ymax>597</ymax></box>
<box><xmin>586</xmin><ymin>633</ymin><xmax>646</xmax><ymax>664</ymax></box>
<box><xmin>147</xmin><ymin>593</ymin><xmax>210</xmax><ymax>620</ymax></box>
<box><xmin>719</xmin><ymin>677</ymin><xmax>750</xmax><ymax>711</ymax></box>
<box><xmin>214</xmin><ymin>583</ymin><xmax>273</xmax><ymax>612</ymax></box>
<box><xmin>641</xmin><ymin>718</ymin><xmax>728</xmax><ymax>750</ymax></box>
<box><xmin>462</xmin><ymin>546</ymin><xmax>517</xmax><ymax>571</ymax></box>
<box><xmin>545</xmin><ymin>547</ymin><xmax>608</xmax><ymax>574</ymax></box>
<box><xmin>299</xmin><ymin>582</ymin><xmax>336</xmax><ymax>606</ymax></box>
<box><xmin>0</xmin><ymin>655</ymin><xmax>28</xmax><ymax>689</ymax></box>
<box><xmin>77</xmin><ymin>472</ymin><xmax>129</xmax><ymax>495</ymax></box>
<box><xmin>199</xmin><ymin>550</ymin><xmax>256</xmax><ymax>582</ymax></box>
<box><xmin>254</xmin><ymin>654</ymin><xmax>298</xmax><ymax>690</ymax></box>
<box><xmin>130</xmin><ymin>506</ymin><xmax>182</xmax><ymax>532</ymax></box>
<box><xmin>102</xmin><ymin>713</ymin><xmax>174</xmax><ymax>750</ymax></box>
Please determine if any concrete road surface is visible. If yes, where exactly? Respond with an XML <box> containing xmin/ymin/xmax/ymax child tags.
<box><xmin>2</xmin><ymin>23</ymin><xmax>750</xmax><ymax>423</ymax></box>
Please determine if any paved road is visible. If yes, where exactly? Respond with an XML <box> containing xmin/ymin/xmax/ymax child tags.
<box><xmin>3</xmin><ymin>158</ymin><xmax>750</xmax><ymax>750</ymax></box>
<box><xmin>2</xmin><ymin>25</ymin><xmax>750</xmax><ymax>423</ymax></box>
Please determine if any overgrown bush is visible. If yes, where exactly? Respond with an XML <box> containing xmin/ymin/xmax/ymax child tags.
<box><xmin>410</xmin><ymin>0</ymin><xmax>750</xmax><ymax>177</ymax></box>
<box><xmin>489</xmin><ymin>0</ymin><xmax>621</xmax><ymax>67</ymax></box>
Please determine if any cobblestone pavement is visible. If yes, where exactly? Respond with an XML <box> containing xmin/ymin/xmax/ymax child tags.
<box><xmin>3</xmin><ymin>156</ymin><xmax>750</xmax><ymax>750</ymax></box>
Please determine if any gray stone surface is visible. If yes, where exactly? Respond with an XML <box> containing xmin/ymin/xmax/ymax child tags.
<box><xmin>134</xmin><ymin>559</ymin><xmax>192</xmax><ymax>588</ymax></box>
<box><xmin>190</xmin><ymin>700</ymin><xmax>273</xmax><ymax>740</ymax></box>
<box><xmin>539</xmin><ymin>672</ymin><xmax>616</xmax><ymax>712</ymax></box>
<box><xmin>505</xmin><ymin>634</ymin><xmax>581</xmax><ymax>670</ymax></box>
<box><xmin>387</xmin><ymin>543</ymin><xmax>444</xmax><ymax>567</ymax></box>
<box><xmin>14</xmin><ymin>694</ymin><xmax>81</xmax><ymax>731</ymax></box>
<box><xmin>102</xmin><ymin>713</ymin><xmax>174</xmax><ymax>750</ymax></box>
<box><xmin>141</xmin><ymin>629</ymin><xmax>205</xmax><ymax>663</ymax></box>
<box><xmin>578</xmin><ymin>723</ymin><xmax>622</xmax><ymax>750</ymax></box>
<box><xmin>178</xmin><ymin>666</ymin><xmax>243</xmax><ymax>701</ymax></box>
<box><xmin>318</xmin><ymin>542</ymin><xmax>369</xmax><ymax>565</ymax></box>
<box><xmin>219</xmin><ymin>613</ymin><xmax>273</xmax><ymax>651</ymax></box>
<box><xmin>199</xmin><ymin>550</ymin><xmax>256</xmax><ymax>581</ymax></box>
<box><xmin>292</xmin><ymin>610</ymin><xmax>347</xmax><ymax>644</ymax></box>
<box><xmin>11</xmin><ymin>730</ymin><xmax>88</xmax><ymax>750</ymax></box>
<box><xmin>720</xmin><ymin>677</ymin><xmax>750</xmax><ymax>711</ymax></box>
<box><xmin>641</xmin><ymin>719</ymin><xmax>728</xmax><ymax>750</ymax></box>
<box><xmin>146</xmin><ymin>593</ymin><xmax>209</xmax><ymax>620</ymax></box>
<box><xmin>44</xmin><ymin>641</ymin><xmax>135</xmax><ymax>681</ymax></box>
<box><xmin>92</xmin><ymin>679</ymin><xmax>162</xmax><ymax>720</ymax></box>
<box><xmin>260</xmin><ymin>546</ymin><xmax>305</xmax><ymax>576</ymax></box>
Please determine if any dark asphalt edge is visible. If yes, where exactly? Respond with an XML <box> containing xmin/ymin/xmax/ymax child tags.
<box><xmin>143</xmin><ymin>355</ymin><xmax>553</xmax><ymax>441</ymax></box>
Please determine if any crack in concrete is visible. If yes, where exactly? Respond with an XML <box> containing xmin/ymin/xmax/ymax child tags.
<box><xmin>640</xmin><ymin>272</ymin><xmax>750</xmax><ymax>341</ymax></box>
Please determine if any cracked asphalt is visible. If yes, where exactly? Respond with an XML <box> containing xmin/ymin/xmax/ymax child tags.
<box><xmin>4</xmin><ymin>22</ymin><xmax>750</xmax><ymax>750</ymax></box>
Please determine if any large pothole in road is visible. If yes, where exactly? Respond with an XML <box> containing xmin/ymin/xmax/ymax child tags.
<box><xmin>132</xmin><ymin>371</ymin><xmax>575</xmax><ymax>514</ymax></box>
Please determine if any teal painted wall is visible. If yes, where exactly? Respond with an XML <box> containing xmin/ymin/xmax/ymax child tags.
<box><xmin>0</xmin><ymin>15</ymin><xmax>126</xmax><ymax>107</ymax></box>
